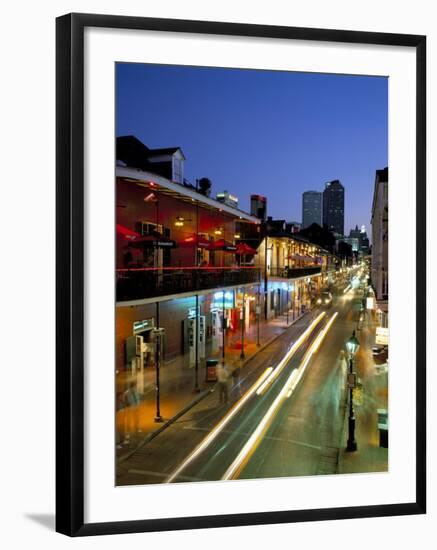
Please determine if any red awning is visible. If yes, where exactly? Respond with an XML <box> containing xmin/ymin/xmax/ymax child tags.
<box><xmin>235</xmin><ymin>242</ymin><xmax>257</xmax><ymax>255</ymax></box>
<box><xmin>208</xmin><ymin>239</ymin><xmax>237</xmax><ymax>252</ymax></box>
<box><xmin>116</xmin><ymin>224</ymin><xmax>141</xmax><ymax>241</ymax></box>
<box><xmin>179</xmin><ymin>235</ymin><xmax>211</xmax><ymax>248</ymax></box>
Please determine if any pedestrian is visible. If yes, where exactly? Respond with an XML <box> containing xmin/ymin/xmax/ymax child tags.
<box><xmin>232</xmin><ymin>365</ymin><xmax>241</xmax><ymax>397</ymax></box>
<box><xmin>123</xmin><ymin>380</ymin><xmax>141</xmax><ymax>443</ymax></box>
<box><xmin>216</xmin><ymin>363</ymin><xmax>230</xmax><ymax>404</ymax></box>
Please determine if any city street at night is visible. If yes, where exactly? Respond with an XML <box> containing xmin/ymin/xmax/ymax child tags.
<box><xmin>115</xmin><ymin>65</ymin><xmax>389</xmax><ymax>487</ymax></box>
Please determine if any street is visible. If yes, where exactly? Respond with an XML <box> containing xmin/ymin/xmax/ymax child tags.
<box><xmin>117</xmin><ymin>280</ymin><xmax>387</xmax><ymax>486</ymax></box>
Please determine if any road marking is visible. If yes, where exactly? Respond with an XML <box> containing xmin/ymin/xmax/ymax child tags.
<box><xmin>182</xmin><ymin>426</ymin><xmax>321</xmax><ymax>450</ymax></box>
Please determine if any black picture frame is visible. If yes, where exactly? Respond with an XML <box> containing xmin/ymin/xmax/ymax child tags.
<box><xmin>56</xmin><ymin>12</ymin><xmax>426</xmax><ymax>537</ymax></box>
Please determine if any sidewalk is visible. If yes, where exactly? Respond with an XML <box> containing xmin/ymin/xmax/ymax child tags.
<box><xmin>338</xmin><ymin>307</ymin><xmax>388</xmax><ymax>474</ymax></box>
<box><xmin>116</xmin><ymin>308</ymin><xmax>312</xmax><ymax>455</ymax></box>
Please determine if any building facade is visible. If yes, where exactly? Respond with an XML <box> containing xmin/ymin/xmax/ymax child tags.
<box><xmin>302</xmin><ymin>191</ymin><xmax>322</xmax><ymax>228</ymax></box>
<box><xmin>116</xmin><ymin>137</ymin><xmax>262</xmax><ymax>392</ymax></box>
<box><xmin>323</xmin><ymin>180</ymin><xmax>345</xmax><ymax>236</ymax></box>
<box><xmin>371</xmin><ymin>167</ymin><xmax>389</xmax><ymax>327</ymax></box>
<box><xmin>237</xmin><ymin>217</ymin><xmax>337</xmax><ymax>321</ymax></box>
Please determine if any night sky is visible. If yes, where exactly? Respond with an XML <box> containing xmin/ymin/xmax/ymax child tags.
<box><xmin>116</xmin><ymin>63</ymin><xmax>388</xmax><ymax>235</ymax></box>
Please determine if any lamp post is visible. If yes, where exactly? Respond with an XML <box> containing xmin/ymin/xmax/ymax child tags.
<box><xmin>256</xmin><ymin>283</ymin><xmax>261</xmax><ymax>347</ymax></box>
<box><xmin>222</xmin><ymin>289</ymin><xmax>226</xmax><ymax>364</ymax></box>
<box><xmin>240</xmin><ymin>288</ymin><xmax>245</xmax><ymax>360</ymax></box>
<box><xmin>345</xmin><ymin>331</ymin><xmax>360</xmax><ymax>451</ymax></box>
<box><xmin>193</xmin><ymin>180</ymin><xmax>200</xmax><ymax>393</ymax></box>
<box><xmin>153</xmin><ymin>323</ymin><xmax>164</xmax><ymax>423</ymax></box>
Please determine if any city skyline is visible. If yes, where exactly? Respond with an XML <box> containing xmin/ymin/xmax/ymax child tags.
<box><xmin>116</xmin><ymin>63</ymin><xmax>388</xmax><ymax>234</ymax></box>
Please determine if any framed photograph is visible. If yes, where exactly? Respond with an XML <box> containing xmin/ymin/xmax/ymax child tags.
<box><xmin>56</xmin><ymin>13</ymin><xmax>426</xmax><ymax>536</ymax></box>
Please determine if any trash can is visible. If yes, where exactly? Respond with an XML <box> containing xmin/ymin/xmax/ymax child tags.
<box><xmin>205</xmin><ymin>359</ymin><xmax>218</xmax><ymax>382</ymax></box>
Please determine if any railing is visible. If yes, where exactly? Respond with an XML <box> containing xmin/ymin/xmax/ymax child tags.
<box><xmin>269</xmin><ymin>266</ymin><xmax>322</xmax><ymax>279</ymax></box>
<box><xmin>116</xmin><ymin>266</ymin><xmax>261</xmax><ymax>301</ymax></box>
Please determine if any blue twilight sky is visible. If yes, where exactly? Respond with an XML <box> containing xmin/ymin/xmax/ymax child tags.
<box><xmin>116</xmin><ymin>63</ymin><xmax>388</xmax><ymax>235</ymax></box>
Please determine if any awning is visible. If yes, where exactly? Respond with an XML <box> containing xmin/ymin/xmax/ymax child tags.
<box><xmin>208</xmin><ymin>239</ymin><xmax>237</xmax><ymax>252</ymax></box>
<box><xmin>235</xmin><ymin>242</ymin><xmax>257</xmax><ymax>255</ymax></box>
<box><xmin>116</xmin><ymin>224</ymin><xmax>141</xmax><ymax>241</ymax></box>
<box><xmin>179</xmin><ymin>234</ymin><xmax>211</xmax><ymax>248</ymax></box>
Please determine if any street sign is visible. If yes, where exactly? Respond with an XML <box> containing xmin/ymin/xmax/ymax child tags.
<box><xmin>375</xmin><ymin>326</ymin><xmax>389</xmax><ymax>345</ymax></box>
<box><xmin>347</xmin><ymin>372</ymin><xmax>357</xmax><ymax>389</ymax></box>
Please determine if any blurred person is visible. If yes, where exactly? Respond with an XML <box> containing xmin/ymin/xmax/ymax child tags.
<box><xmin>216</xmin><ymin>364</ymin><xmax>230</xmax><ymax>405</ymax></box>
<box><xmin>122</xmin><ymin>380</ymin><xmax>141</xmax><ymax>443</ymax></box>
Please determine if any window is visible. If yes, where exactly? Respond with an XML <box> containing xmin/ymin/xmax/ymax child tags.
<box><xmin>173</xmin><ymin>155</ymin><xmax>184</xmax><ymax>184</ymax></box>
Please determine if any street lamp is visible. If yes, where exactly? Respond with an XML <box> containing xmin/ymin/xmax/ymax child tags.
<box><xmin>152</xmin><ymin>326</ymin><xmax>165</xmax><ymax>423</ymax></box>
<box><xmin>256</xmin><ymin>284</ymin><xmax>261</xmax><ymax>347</ymax></box>
<box><xmin>240</xmin><ymin>288</ymin><xmax>245</xmax><ymax>360</ymax></box>
<box><xmin>345</xmin><ymin>331</ymin><xmax>360</xmax><ymax>451</ymax></box>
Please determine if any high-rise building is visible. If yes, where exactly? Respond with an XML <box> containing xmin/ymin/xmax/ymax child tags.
<box><xmin>250</xmin><ymin>194</ymin><xmax>267</xmax><ymax>221</ymax></box>
<box><xmin>302</xmin><ymin>191</ymin><xmax>322</xmax><ymax>228</ymax></box>
<box><xmin>323</xmin><ymin>180</ymin><xmax>345</xmax><ymax>236</ymax></box>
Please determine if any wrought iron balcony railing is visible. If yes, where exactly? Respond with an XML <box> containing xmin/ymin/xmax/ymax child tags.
<box><xmin>268</xmin><ymin>266</ymin><xmax>322</xmax><ymax>279</ymax></box>
<box><xmin>116</xmin><ymin>266</ymin><xmax>261</xmax><ymax>301</ymax></box>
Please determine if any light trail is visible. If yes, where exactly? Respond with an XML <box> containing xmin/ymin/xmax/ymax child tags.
<box><xmin>165</xmin><ymin>366</ymin><xmax>273</xmax><ymax>483</ymax></box>
<box><xmin>222</xmin><ymin>311</ymin><xmax>339</xmax><ymax>480</ymax></box>
<box><xmin>256</xmin><ymin>312</ymin><xmax>326</xmax><ymax>396</ymax></box>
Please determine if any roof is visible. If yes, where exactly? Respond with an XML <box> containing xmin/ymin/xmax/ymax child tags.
<box><xmin>148</xmin><ymin>147</ymin><xmax>185</xmax><ymax>159</ymax></box>
<box><xmin>324</xmin><ymin>180</ymin><xmax>344</xmax><ymax>189</ymax></box>
<box><xmin>116</xmin><ymin>136</ymin><xmax>185</xmax><ymax>168</ymax></box>
<box><xmin>116</xmin><ymin>166</ymin><xmax>260</xmax><ymax>224</ymax></box>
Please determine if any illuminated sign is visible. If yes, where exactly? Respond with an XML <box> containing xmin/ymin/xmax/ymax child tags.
<box><xmin>366</xmin><ymin>297</ymin><xmax>375</xmax><ymax>310</ymax></box>
<box><xmin>211</xmin><ymin>290</ymin><xmax>234</xmax><ymax>309</ymax></box>
<box><xmin>375</xmin><ymin>326</ymin><xmax>389</xmax><ymax>345</ymax></box>
<box><xmin>133</xmin><ymin>318</ymin><xmax>154</xmax><ymax>334</ymax></box>
<box><xmin>188</xmin><ymin>306</ymin><xmax>200</xmax><ymax>318</ymax></box>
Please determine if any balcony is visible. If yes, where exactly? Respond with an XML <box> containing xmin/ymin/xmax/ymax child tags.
<box><xmin>116</xmin><ymin>266</ymin><xmax>261</xmax><ymax>302</ymax></box>
<box><xmin>269</xmin><ymin>266</ymin><xmax>322</xmax><ymax>279</ymax></box>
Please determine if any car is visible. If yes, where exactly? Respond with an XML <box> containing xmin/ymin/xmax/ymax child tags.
<box><xmin>315</xmin><ymin>291</ymin><xmax>333</xmax><ymax>308</ymax></box>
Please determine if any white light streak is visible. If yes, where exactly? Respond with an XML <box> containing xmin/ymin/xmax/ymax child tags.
<box><xmin>222</xmin><ymin>312</ymin><xmax>338</xmax><ymax>480</ymax></box>
<box><xmin>256</xmin><ymin>312</ymin><xmax>326</xmax><ymax>396</ymax></box>
<box><xmin>165</xmin><ymin>366</ymin><xmax>273</xmax><ymax>483</ymax></box>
